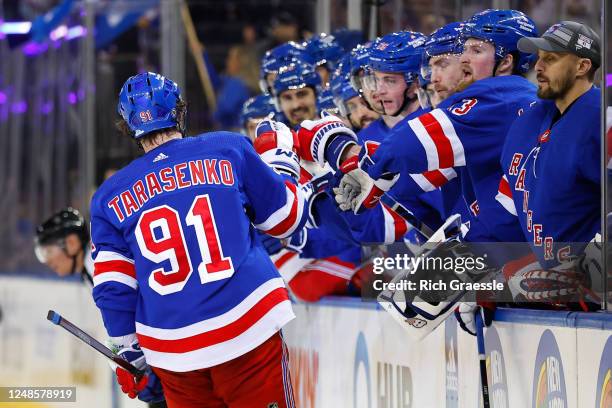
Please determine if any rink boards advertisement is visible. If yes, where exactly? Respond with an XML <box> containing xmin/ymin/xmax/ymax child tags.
<box><xmin>1</xmin><ymin>275</ymin><xmax>612</xmax><ymax>408</ymax></box>
<box><xmin>282</xmin><ymin>298</ymin><xmax>612</xmax><ymax>408</ymax></box>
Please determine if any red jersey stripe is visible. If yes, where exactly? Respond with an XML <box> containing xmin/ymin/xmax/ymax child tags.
<box><xmin>138</xmin><ymin>287</ymin><xmax>289</xmax><ymax>353</ymax></box>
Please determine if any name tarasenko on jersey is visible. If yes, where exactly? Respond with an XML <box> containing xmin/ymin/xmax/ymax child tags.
<box><xmin>107</xmin><ymin>158</ymin><xmax>236</xmax><ymax>222</ymax></box>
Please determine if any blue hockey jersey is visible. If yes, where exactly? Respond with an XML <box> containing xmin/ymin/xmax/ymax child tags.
<box><xmin>500</xmin><ymin>86</ymin><xmax>601</xmax><ymax>266</ymax></box>
<box><xmin>316</xmin><ymin>109</ymin><xmax>444</xmax><ymax>244</ymax></box>
<box><xmin>366</xmin><ymin>75</ymin><xmax>538</xmax><ymax>242</ymax></box>
<box><xmin>90</xmin><ymin>133</ymin><xmax>308</xmax><ymax>372</ymax></box>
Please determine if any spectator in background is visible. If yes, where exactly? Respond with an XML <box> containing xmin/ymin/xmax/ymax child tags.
<box><xmin>421</xmin><ymin>14</ymin><xmax>446</xmax><ymax>35</ymax></box>
<box><xmin>256</xmin><ymin>11</ymin><xmax>302</xmax><ymax>58</ymax></box>
<box><xmin>213</xmin><ymin>40</ymin><xmax>260</xmax><ymax>129</ymax></box>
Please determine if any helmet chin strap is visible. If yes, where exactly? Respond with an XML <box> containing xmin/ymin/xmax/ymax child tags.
<box><xmin>385</xmin><ymin>87</ymin><xmax>418</xmax><ymax>117</ymax></box>
<box><xmin>63</xmin><ymin>245</ymin><xmax>84</xmax><ymax>276</ymax></box>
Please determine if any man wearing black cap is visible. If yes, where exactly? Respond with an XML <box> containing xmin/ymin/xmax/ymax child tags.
<box><xmin>518</xmin><ymin>21</ymin><xmax>600</xmax><ymax>109</ymax></box>
<box><xmin>498</xmin><ymin>21</ymin><xmax>601</xmax><ymax>308</ymax></box>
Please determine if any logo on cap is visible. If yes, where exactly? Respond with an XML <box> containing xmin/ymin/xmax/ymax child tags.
<box><xmin>576</xmin><ymin>33</ymin><xmax>593</xmax><ymax>50</ymax></box>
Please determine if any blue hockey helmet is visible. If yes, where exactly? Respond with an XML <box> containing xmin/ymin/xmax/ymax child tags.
<box><xmin>316</xmin><ymin>88</ymin><xmax>340</xmax><ymax>116</ymax></box>
<box><xmin>368</xmin><ymin>31</ymin><xmax>427</xmax><ymax>84</ymax></box>
<box><xmin>424</xmin><ymin>22</ymin><xmax>465</xmax><ymax>59</ymax></box>
<box><xmin>330</xmin><ymin>70</ymin><xmax>359</xmax><ymax>117</ymax></box>
<box><xmin>331</xmin><ymin>56</ymin><xmax>359</xmax><ymax>102</ymax></box>
<box><xmin>239</xmin><ymin>94</ymin><xmax>276</xmax><ymax>126</ymax></box>
<box><xmin>460</xmin><ymin>9</ymin><xmax>538</xmax><ymax>73</ymax></box>
<box><xmin>272</xmin><ymin>62</ymin><xmax>321</xmax><ymax>96</ymax></box>
<box><xmin>348</xmin><ymin>42</ymin><xmax>374</xmax><ymax>93</ymax></box>
<box><xmin>118</xmin><ymin>72</ymin><xmax>182</xmax><ymax>139</ymax></box>
<box><xmin>304</xmin><ymin>33</ymin><xmax>345</xmax><ymax>71</ymax></box>
<box><xmin>259</xmin><ymin>41</ymin><xmax>314</xmax><ymax>93</ymax></box>
<box><xmin>420</xmin><ymin>22</ymin><xmax>465</xmax><ymax>82</ymax></box>
<box><xmin>331</xmin><ymin>28</ymin><xmax>365</xmax><ymax>53</ymax></box>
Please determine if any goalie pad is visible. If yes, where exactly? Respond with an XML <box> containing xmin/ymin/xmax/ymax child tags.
<box><xmin>378</xmin><ymin>273</ymin><xmax>465</xmax><ymax>341</ymax></box>
<box><xmin>377</xmin><ymin>213</ymin><xmax>498</xmax><ymax>340</ymax></box>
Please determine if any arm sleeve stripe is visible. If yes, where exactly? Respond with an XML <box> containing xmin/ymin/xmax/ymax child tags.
<box><xmin>94</xmin><ymin>251</ymin><xmax>134</xmax><ymax>264</ymax></box>
<box><xmin>409</xmin><ymin>116</ymin><xmax>440</xmax><ymax>170</ymax></box>
<box><xmin>418</xmin><ymin>111</ymin><xmax>454</xmax><ymax>168</ymax></box>
<box><xmin>430</xmin><ymin>109</ymin><xmax>465</xmax><ymax>167</ymax></box>
<box><xmin>256</xmin><ymin>181</ymin><xmax>304</xmax><ymax>238</ymax></box>
<box><xmin>94</xmin><ymin>260</ymin><xmax>136</xmax><ymax>278</ymax></box>
<box><xmin>495</xmin><ymin>175</ymin><xmax>517</xmax><ymax>216</ymax></box>
<box><xmin>382</xmin><ymin>203</ymin><xmax>408</xmax><ymax>242</ymax></box>
<box><xmin>411</xmin><ymin>109</ymin><xmax>465</xmax><ymax>170</ymax></box>
<box><xmin>422</xmin><ymin>168</ymin><xmax>457</xmax><ymax>187</ymax></box>
<box><xmin>93</xmin><ymin>272</ymin><xmax>138</xmax><ymax>289</ymax></box>
<box><xmin>410</xmin><ymin>168</ymin><xmax>457</xmax><ymax>192</ymax></box>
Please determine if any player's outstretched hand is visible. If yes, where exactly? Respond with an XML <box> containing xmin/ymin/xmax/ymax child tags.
<box><xmin>335</xmin><ymin>154</ymin><xmax>398</xmax><ymax>214</ymax></box>
<box><xmin>254</xmin><ymin>119</ymin><xmax>301</xmax><ymax>179</ymax></box>
<box><xmin>296</xmin><ymin>115</ymin><xmax>357</xmax><ymax>169</ymax></box>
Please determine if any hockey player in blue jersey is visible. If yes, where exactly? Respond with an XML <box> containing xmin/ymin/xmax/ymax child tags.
<box><xmin>239</xmin><ymin>94</ymin><xmax>277</xmax><ymax>142</ymax></box>
<box><xmin>303</xmin><ymin>32</ymin><xmax>344</xmax><ymax>86</ymax></box>
<box><xmin>259</xmin><ymin>41</ymin><xmax>314</xmax><ymax>95</ymax></box>
<box><xmin>90</xmin><ymin>72</ymin><xmax>308</xmax><ymax>407</ymax></box>
<box><xmin>312</xmin><ymin>10</ymin><xmax>539</xmax><ymax>245</ymax></box>
<box><xmin>420</xmin><ymin>22</ymin><xmax>465</xmax><ymax>109</ymax></box>
<box><xmin>273</xmin><ymin>62</ymin><xmax>321</xmax><ymax>128</ymax></box>
<box><xmin>496</xmin><ymin>21</ymin><xmax>602</xmax><ymax>310</ymax></box>
<box><xmin>298</xmin><ymin>31</ymin><xmax>456</xmax><ymax>244</ymax></box>
<box><xmin>329</xmin><ymin>59</ymin><xmax>380</xmax><ymax>132</ymax></box>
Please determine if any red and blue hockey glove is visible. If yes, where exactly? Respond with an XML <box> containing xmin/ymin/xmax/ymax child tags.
<box><xmin>254</xmin><ymin>119</ymin><xmax>301</xmax><ymax>180</ymax></box>
<box><xmin>334</xmin><ymin>141</ymin><xmax>399</xmax><ymax>214</ymax></box>
<box><xmin>503</xmin><ymin>252</ymin><xmax>601</xmax><ymax>310</ymax></box>
<box><xmin>296</xmin><ymin>115</ymin><xmax>357</xmax><ymax>169</ymax></box>
<box><xmin>108</xmin><ymin>334</ymin><xmax>165</xmax><ymax>403</ymax></box>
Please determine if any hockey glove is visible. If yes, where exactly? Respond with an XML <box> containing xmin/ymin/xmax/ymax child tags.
<box><xmin>286</xmin><ymin>228</ymin><xmax>308</xmax><ymax>254</ymax></box>
<box><xmin>296</xmin><ymin>115</ymin><xmax>357</xmax><ymax>169</ymax></box>
<box><xmin>257</xmin><ymin>230</ymin><xmax>284</xmax><ymax>256</ymax></box>
<box><xmin>108</xmin><ymin>334</ymin><xmax>164</xmax><ymax>403</ymax></box>
<box><xmin>503</xmin><ymin>253</ymin><xmax>600</xmax><ymax>309</ymax></box>
<box><xmin>454</xmin><ymin>303</ymin><xmax>494</xmax><ymax>336</ymax></box>
<box><xmin>254</xmin><ymin>119</ymin><xmax>301</xmax><ymax>180</ymax></box>
<box><xmin>334</xmin><ymin>141</ymin><xmax>399</xmax><ymax>214</ymax></box>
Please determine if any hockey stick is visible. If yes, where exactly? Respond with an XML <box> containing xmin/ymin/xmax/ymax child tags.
<box><xmin>47</xmin><ymin>310</ymin><xmax>145</xmax><ymax>379</ymax></box>
<box><xmin>380</xmin><ymin>194</ymin><xmax>434</xmax><ymax>240</ymax></box>
<box><xmin>475</xmin><ymin>311</ymin><xmax>490</xmax><ymax>408</ymax></box>
<box><xmin>179</xmin><ymin>1</ymin><xmax>217</xmax><ymax>110</ymax></box>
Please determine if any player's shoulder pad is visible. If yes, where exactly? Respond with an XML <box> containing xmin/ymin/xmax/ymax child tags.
<box><xmin>442</xmin><ymin>76</ymin><xmax>535</xmax><ymax>119</ymax></box>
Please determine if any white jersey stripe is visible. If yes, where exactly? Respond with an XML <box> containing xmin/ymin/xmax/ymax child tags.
<box><xmin>409</xmin><ymin>117</ymin><xmax>439</xmax><ymax>170</ymax></box>
<box><xmin>93</xmin><ymin>272</ymin><xmax>138</xmax><ymax>289</ymax></box>
<box><xmin>430</xmin><ymin>109</ymin><xmax>466</xmax><ymax>167</ymax></box>
<box><xmin>94</xmin><ymin>250</ymin><xmax>134</xmax><ymax>264</ymax></box>
<box><xmin>135</xmin><ymin>278</ymin><xmax>286</xmax><ymax>339</ymax></box>
<box><xmin>141</xmin><ymin>301</ymin><xmax>294</xmax><ymax>372</ymax></box>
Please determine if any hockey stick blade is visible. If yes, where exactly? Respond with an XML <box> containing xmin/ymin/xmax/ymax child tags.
<box><xmin>475</xmin><ymin>311</ymin><xmax>490</xmax><ymax>408</ymax></box>
<box><xmin>47</xmin><ymin>310</ymin><xmax>145</xmax><ymax>379</ymax></box>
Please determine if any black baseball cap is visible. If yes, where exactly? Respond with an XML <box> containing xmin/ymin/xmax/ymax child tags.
<box><xmin>518</xmin><ymin>21</ymin><xmax>601</xmax><ymax>68</ymax></box>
